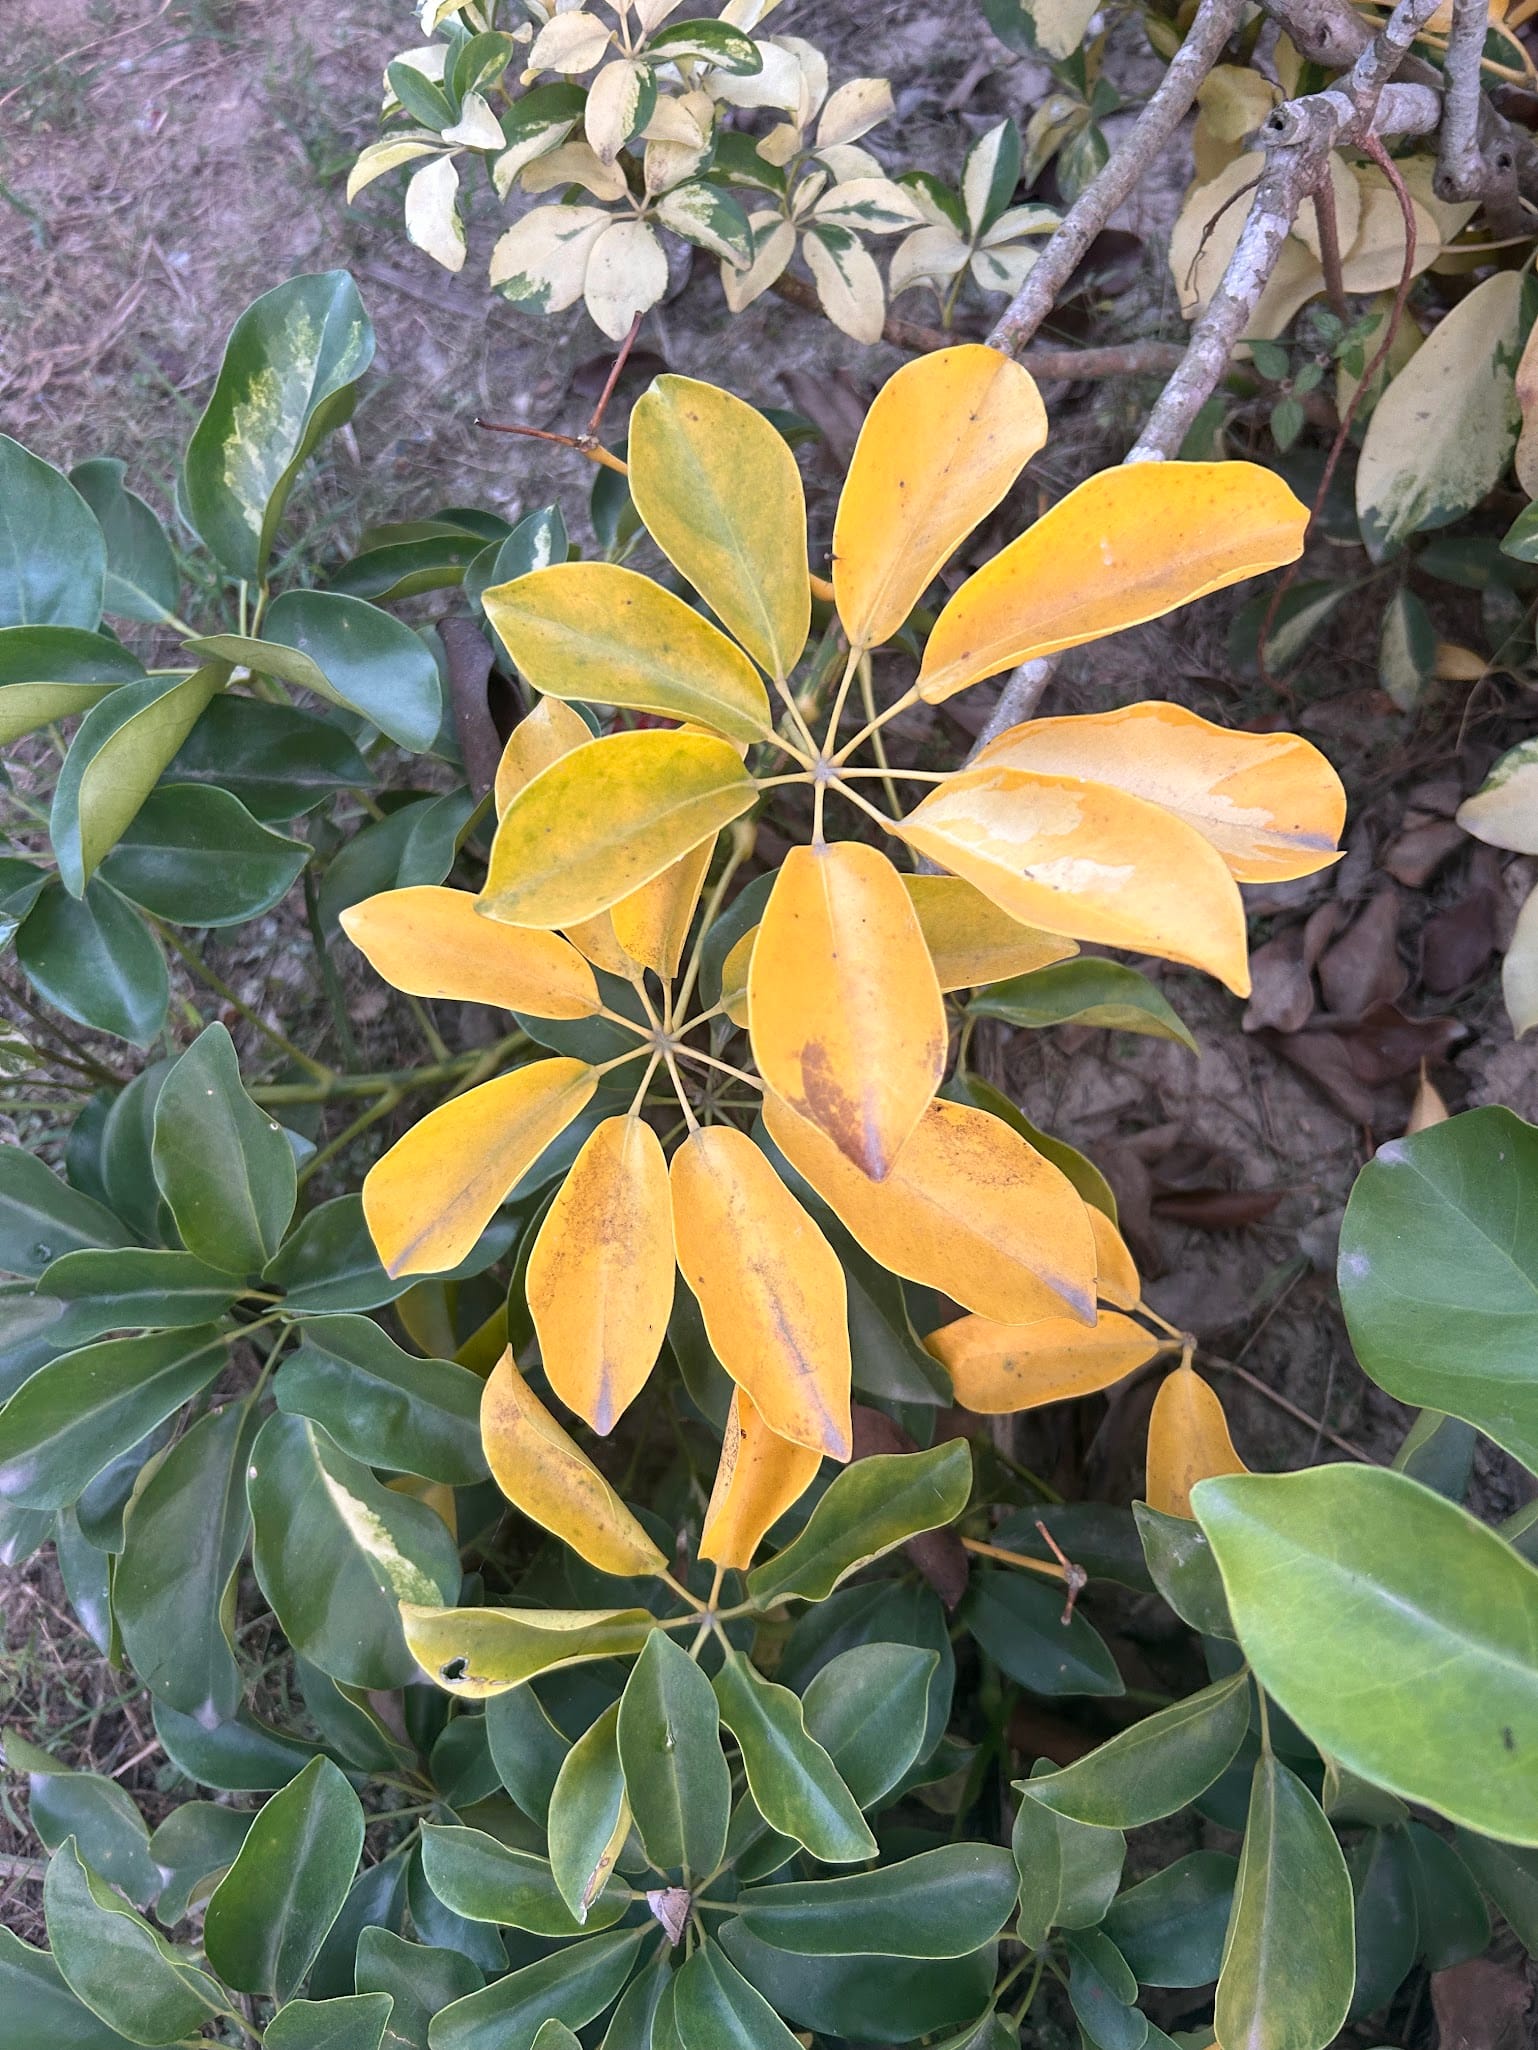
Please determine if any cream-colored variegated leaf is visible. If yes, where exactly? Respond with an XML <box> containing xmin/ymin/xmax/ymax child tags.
<box><xmin>493</xmin><ymin>117</ymin><xmax>585</xmax><ymax>196</ymax></box>
<box><xmin>521</xmin><ymin>140</ymin><xmax>631</xmax><ymax>200</ymax></box>
<box><xmin>812</xmin><ymin>176</ymin><xmax>924</xmax><ymax>236</ymax></box>
<box><xmin>961</xmin><ymin>120</ymin><xmax>1014</xmax><ymax>240</ymax></box>
<box><xmin>1516</xmin><ymin>318</ymin><xmax>1538</xmax><ymax>499</ymax></box>
<box><xmin>1504</xmin><ymin>885</ymin><xmax>1538</xmax><ymax>1037</ymax></box>
<box><xmin>490</xmin><ymin>205</ymin><xmax>611</xmax><ymax>314</ymax></box>
<box><xmin>347</xmin><ymin>134</ymin><xmax>444</xmax><ymax>202</ymax></box>
<box><xmin>585</xmin><ymin>56</ymin><xmax>652</xmax><ymax>164</ymax></box>
<box><xmin>1457</xmin><ymin>737</ymin><xmax>1538</xmax><ymax>855</ymax></box>
<box><xmin>722</xmin><ymin>212</ymin><xmax>795</xmax><ymax>310</ymax></box>
<box><xmin>983</xmin><ymin>204</ymin><xmax>1059</xmax><ymax>244</ymax></box>
<box><xmin>889</xmin><ymin>225</ymin><xmax>970</xmax><ymax>298</ymax></box>
<box><xmin>970</xmin><ymin>241</ymin><xmax>1037</xmax><ymax>296</ymax></box>
<box><xmin>708</xmin><ymin>35</ymin><xmax>805</xmax><ymax>112</ymax></box>
<box><xmin>584</xmin><ymin>217</ymin><xmax>669</xmax><ymax>338</ymax></box>
<box><xmin>816</xmin><ymin>76</ymin><xmax>893</xmax><ymax>149</ymax></box>
<box><xmin>383</xmin><ymin>44</ymin><xmax>447</xmax><ymax>115</ymax></box>
<box><xmin>635</xmin><ymin>0</ymin><xmax>687</xmax><ymax>33</ymax></box>
<box><xmin>527</xmin><ymin>9</ymin><xmax>614</xmax><ymax>73</ymax></box>
<box><xmin>442</xmin><ymin>90</ymin><xmax>506</xmax><ymax>150</ymax></box>
<box><xmin>1028</xmin><ymin>0</ymin><xmax>1099</xmax><ymax>58</ymax></box>
<box><xmin>641</xmin><ymin>90</ymin><xmax>709</xmax><ymax>148</ymax></box>
<box><xmin>1335</xmin><ymin>169</ymin><xmax>1439</xmax><ymax>294</ymax></box>
<box><xmin>654</xmin><ymin>178</ymin><xmax>753</xmax><ymax>264</ymax></box>
<box><xmin>645</xmin><ymin>137</ymin><xmax>710</xmax><ymax>194</ymax></box>
<box><xmin>405</xmin><ymin>154</ymin><xmax>466</xmax><ymax>273</ymax></box>
<box><xmin>803</xmin><ymin>223</ymin><xmax>884</xmax><ymax>343</ymax></box>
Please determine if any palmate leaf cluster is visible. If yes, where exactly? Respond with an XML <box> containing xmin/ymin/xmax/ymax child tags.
<box><xmin>3</xmin><ymin>260</ymin><xmax>1538</xmax><ymax>2050</ymax></box>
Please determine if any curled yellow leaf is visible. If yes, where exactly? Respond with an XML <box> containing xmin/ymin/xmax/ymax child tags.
<box><xmin>341</xmin><ymin>886</ymin><xmax>601</xmax><ymax>1018</ymax></box>
<box><xmin>895</xmin><ymin>767</ymin><xmax>1252</xmax><ymax>997</ymax></box>
<box><xmin>699</xmin><ymin>1387</ymin><xmax>822</xmax><ymax>1571</ymax></box>
<box><xmin>629</xmin><ymin>373</ymin><xmax>810</xmax><ymax>679</ymax></box>
<box><xmin>764</xmin><ymin>1091</ymin><xmax>1097</xmax><ymax>1327</ymax></box>
<box><xmin>480</xmin><ymin>729</ymin><xmax>755</xmax><ymax>929</ymax></box>
<box><xmin>483</xmin><ymin>562</ymin><xmax>773</xmax><ymax>744</ymax></box>
<box><xmin>480</xmin><ymin>1348</ymin><xmax>667</xmax><ymax>1576</ymax></box>
<box><xmin>917</xmin><ymin>463</ymin><xmax>1308</xmax><ymax>701</ymax></box>
<box><xmin>609</xmin><ymin>834</ymin><xmax>714</xmax><ymax>978</ymax></box>
<box><xmin>833</xmin><ymin>344</ymin><xmax>1047</xmax><ymax>650</ymax></box>
<box><xmin>902</xmin><ymin>873</ymin><xmax>1077</xmax><ymax>991</ymax></box>
<box><xmin>528</xmin><ymin>1115</ymin><xmax>675</xmax><ymax>1435</ymax></box>
<box><xmin>749</xmin><ymin>841</ymin><xmax>946</xmax><ymax>1179</ymax></box>
<box><xmin>928</xmin><ymin>1309</ymin><xmax>1162</xmax><ymax>1413</ymax></box>
<box><xmin>973</xmin><ymin>702</ymin><xmax>1345</xmax><ymax>885</ymax></box>
<box><xmin>1146</xmin><ymin>1365</ymin><xmax>1247</xmax><ymax>1518</ymax></box>
<box><xmin>671</xmin><ymin>1125</ymin><xmax>853</xmax><ymax>1461</ymax></box>
<box><xmin>1091</xmin><ymin>1207</ymin><xmax>1140</xmax><ymax>1311</ymax></box>
<box><xmin>363</xmin><ymin>1057</ymin><xmax>596</xmax><ymax>1277</ymax></box>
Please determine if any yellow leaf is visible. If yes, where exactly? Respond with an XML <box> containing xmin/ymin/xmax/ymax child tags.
<box><xmin>832</xmin><ymin>344</ymin><xmax>1047</xmax><ymax>650</ymax></box>
<box><xmin>528</xmin><ymin>1115</ymin><xmax>675</xmax><ymax>1434</ymax></box>
<box><xmin>480</xmin><ymin>729</ymin><xmax>756</xmax><ymax>929</ymax></box>
<box><xmin>629</xmin><ymin>374</ymin><xmax>810</xmax><ymax>679</ymax></box>
<box><xmin>341</xmin><ymin>886</ymin><xmax>601</xmax><ymax>1018</ymax></box>
<box><xmin>1091</xmin><ymin>1207</ymin><xmax>1140</xmax><ymax>1311</ymax></box>
<box><xmin>363</xmin><ymin>1058</ymin><xmax>596</xmax><ymax>1277</ymax></box>
<box><xmin>763</xmin><ymin>1090</ymin><xmax>1097</xmax><ymax>1326</ymax></box>
<box><xmin>402</xmin><ymin>1602</ymin><xmax>657</xmax><ymax>1699</ymax></box>
<box><xmin>609</xmin><ymin>834</ymin><xmax>715</xmax><ymax>978</ymax></box>
<box><xmin>928</xmin><ymin>1308</ymin><xmax>1161</xmax><ymax>1413</ymax></box>
<box><xmin>699</xmin><ymin>1387</ymin><xmax>822</xmax><ymax>1571</ymax></box>
<box><xmin>720</xmin><ymin>926</ymin><xmax>754</xmax><ymax>1030</ymax></box>
<box><xmin>973</xmin><ymin>702</ymin><xmax>1345</xmax><ymax>885</ymax></box>
<box><xmin>902</xmin><ymin>873</ymin><xmax>1077</xmax><ymax>990</ymax></box>
<box><xmin>749</xmin><ymin>842</ymin><xmax>946</xmax><ymax>1179</ymax></box>
<box><xmin>671</xmin><ymin>1125</ymin><xmax>853</xmax><ymax>1460</ymax></box>
<box><xmin>494</xmin><ymin>695</ymin><xmax>597</xmax><ymax>816</ymax></box>
<box><xmin>480</xmin><ymin>1348</ymin><xmax>667</xmax><ymax>1576</ymax></box>
<box><xmin>1145</xmin><ymin>1365</ymin><xmax>1246</xmax><ymax>1518</ymax></box>
<box><xmin>483</xmin><ymin>563</ymin><xmax>773</xmax><ymax>744</ymax></box>
<box><xmin>917</xmin><ymin>463</ymin><xmax>1308</xmax><ymax>701</ymax></box>
<box><xmin>895</xmin><ymin>767</ymin><xmax>1252</xmax><ymax>996</ymax></box>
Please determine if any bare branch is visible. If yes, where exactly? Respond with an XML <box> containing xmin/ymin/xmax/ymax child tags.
<box><xmin>985</xmin><ymin>0</ymin><xmax>1247</xmax><ymax>358</ymax></box>
<box><xmin>1257</xmin><ymin>0</ymin><xmax>1371</xmax><ymax>69</ymax></box>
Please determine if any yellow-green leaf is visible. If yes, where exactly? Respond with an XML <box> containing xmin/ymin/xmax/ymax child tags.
<box><xmin>527</xmin><ymin>1116</ymin><xmax>674</xmax><ymax>1435</ymax></box>
<box><xmin>671</xmin><ymin>1125</ymin><xmax>852</xmax><ymax>1461</ymax></box>
<box><xmin>903</xmin><ymin>873</ymin><xmax>1077</xmax><ymax>990</ymax></box>
<box><xmin>629</xmin><ymin>375</ymin><xmax>810</xmax><ymax>679</ymax></box>
<box><xmin>402</xmin><ymin>1602</ymin><xmax>658</xmax><ymax>1699</ymax></box>
<box><xmin>917</xmin><ymin>463</ymin><xmax>1308</xmax><ymax>701</ymax></box>
<box><xmin>483</xmin><ymin>563</ymin><xmax>773</xmax><ymax>743</ymax></box>
<box><xmin>764</xmin><ymin>1091</ymin><xmax>1097</xmax><ymax>1326</ymax></box>
<box><xmin>927</xmin><ymin>1309</ymin><xmax>1161</xmax><ymax>1414</ymax></box>
<box><xmin>363</xmin><ymin>1058</ymin><xmax>596</xmax><ymax>1277</ymax></box>
<box><xmin>896</xmin><ymin>766</ymin><xmax>1252</xmax><ymax>997</ymax></box>
<box><xmin>699</xmin><ymin>1388</ymin><xmax>822</xmax><ymax>1571</ymax></box>
<box><xmin>1146</xmin><ymin>1366</ymin><xmax>1246</xmax><ymax>1518</ymax></box>
<box><xmin>833</xmin><ymin>345</ymin><xmax>1047</xmax><ymax>650</ymax></box>
<box><xmin>341</xmin><ymin>885</ymin><xmax>601</xmax><ymax>1017</ymax></box>
<box><xmin>973</xmin><ymin>702</ymin><xmax>1345</xmax><ymax>885</ymax></box>
<box><xmin>749</xmin><ymin>841</ymin><xmax>946</xmax><ymax>1179</ymax></box>
<box><xmin>480</xmin><ymin>729</ymin><xmax>755</xmax><ymax>929</ymax></box>
<box><xmin>494</xmin><ymin>695</ymin><xmax>597</xmax><ymax>815</ymax></box>
<box><xmin>480</xmin><ymin>1348</ymin><xmax>667</xmax><ymax>1577</ymax></box>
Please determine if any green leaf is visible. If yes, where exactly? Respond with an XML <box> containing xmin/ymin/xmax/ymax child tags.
<box><xmin>165</xmin><ymin>695</ymin><xmax>371</xmax><ymax>822</ymax></box>
<box><xmin>99</xmin><ymin>784</ymin><xmax>308</xmax><ymax>926</ymax></box>
<box><xmin>1065</xmin><ymin>1929</ymin><xmax>1145</xmax><ymax>2050</ymax></box>
<box><xmin>718</xmin><ymin>1921</ymin><xmax>996</xmax><ymax>2044</ymax></box>
<box><xmin>147</xmin><ymin>1801</ymin><xmax>255</xmax><ymax>1923</ymax></box>
<box><xmin>263</xmin><ymin>1195</ymin><xmax>409</xmax><ymax>1314</ymax></box>
<box><xmin>419</xmin><ymin>1820</ymin><xmax>623</xmax><ymax>1939</ymax></box>
<box><xmin>485</xmin><ymin>1685</ymin><xmax>569</xmax><ymax>1825</ymax></box>
<box><xmin>970</xmin><ymin>958</ymin><xmax>1197</xmax><ymax>1053</ymax></box>
<box><xmin>747</xmin><ymin>1441</ymin><xmax>972</xmax><ymax>1607</ymax></box>
<box><xmin>96</xmin><ymin>1062</ymin><xmax>173</xmax><ymax>1244</ymax></box>
<box><xmin>645</xmin><ymin>17</ymin><xmax>762</xmax><ymax>68</ymax></box>
<box><xmin>800</xmin><ymin>1642</ymin><xmax>938</xmax><ymax>1808</ymax></box>
<box><xmin>11</xmin><ymin>1740</ymin><xmax>158</xmax><ymax>1907</ymax></box>
<box><xmin>547</xmin><ymin>1702</ymin><xmax>628</xmax><ymax>1924</ymax></box>
<box><xmin>1404</xmin><ymin>1823</ymin><xmax>1488</xmax><ymax>1970</ymax></box>
<box><xmin>51</xmin><ymin>666</ymin><xmax>226</xmax><ymax>896</ymax></box>
<box><xmin>1453</xmin><ymin>1826</ymin><xmax>1538</xmax><ymax>1948</ymax></box>
<box><xmin>44</xmin><ymin>1837</ymin><xmax>224</xmax><ymax>2046</ymax></box>
<box><xmin>617</xmin><ymin>1629</ymin><xmax>730</xmax><ymax>1878</ymax></box>
<box><xmin>464</xmin><ymin>504</ymin><xmax>568</xmax><ymax>615</ymax></box>
<box><xmin>1214</xmin><ymin>1755</ymin><xmax>1355</xmax><ymax>2050</ymax></box>
<box><xmin>301</xmin><ymin>1659</ymin><xmax>406</xmax><ymax>1774</ymax></box>
<box><xmin>0</xmin><ymin>1149</ymin><xmax>130</xmax><ymax>1279</ymax></box>
<box><xmin>1377</xmin><ymin>586</ymin><xmax>1435</xmax><ymax>712</ymax></box>
<box><xmin>529</xmin><ymin>2026</ymin><xmax>581</xmax><ymax>2050</ymax></box>
<box><xmin>427</xmin><ymin>1928</ymin><xmax>643</xmax><ymax>2050</ymax></box>
<box><xmin>114</xmin><ymin>1401</ymin><xmax>257</xmax><ymax>1724</ymax></box>
<box><xmin>0</xmin><ymin>624</ymin><xmax>142</xmax><ymax>691</ymax></box>
<box><xmin>152</xmin><ymin>1023</ymin><xmax>297</xmax><ymax>1273</ymax></box>
<box><xmin>1339</xmin><ymin>1106</ymin><xmax>1538</xmax><ymax>1475</ymax></box>
<box><xmin>183</xmin><ymin>271</ymin><xmax>375</xmax><ymax>583</ymax></box>
<box><xmin>1012</xmin><ymin>1760</ymin><xmax>1125</xmax><ymax>1948</ymax></box>
<box><xmin>0</xmin><ymin>1924</ymin><xmax>140</xmax><ymax>2049</ymax></box>
<box><xmin>38</xmin><ymin>1247</ymin><xmax>242</xmax><ymax>1338</ymax></box>
<box><xmin>266</xmin><ymin>1995</ymin><xmax>393</xmax><ymax>2050</ymax></box>
<box><xmin>354</xmin><ymin>1928</ymin><xmax>482</xmax><ymax>2050</ymax></box>
<box><xmin>303</xmin><ymin>1851</ymin><xmax>410</xmax><ymax>2003</ymax></box>
<box><xmin>0</xmin><ymin>1325</ymin><xmax>226</xmax><ymax>1509</ymax></box>
<box><xmin>737</xmin><ymin>1843</ymin><xmax>1019</xmax><ymax>1959</ymax></box>
<box><xmin>1024</xmin><ymin>1670</ymin><xmax>1250</xmax><ymax>1827</ymax></box>
<box><xmin>713</xmin><ymin>1648</ymin><xmax>876</xmax><ymax>1865</ymax></box>
<box><xmin>961</xmin><ymin>1568</ymin><xmax>1123</xmax><ymax>1697</ymax></box>
<box><xmin>204</xmin><ymin>1757</ymin><xmax>365</xmax><ymax>2003</ymax></box>
<box><xmin>1347</xmin><ymin>1825</ymin><xmax>1417</xmax><ymax>2019</ymax></box>
<box><xmin>1134</xmin><ymin>1501</ymin><xmax>1234</xmax><ymax>1638</ymax></box>
<box><xmin>68</xmin><ymin>460</ymin><xmax>179</xmax><ymax>625</ymax></box>
<box><xmin>274</xmin><ymin>1315</ymin><xmax>486</xmax><ymax>1483</ymax></box>
<box><xmin>55</xmin><ymin>1504</ymin><xmax>115</xmax><ymax>1657</ymax></box>
<box><xmin>248</xmin><ymin>1410</ymin><xmax>462</xmax><ymax>1689</ymax></box>
<box><xmin>673</xmin><ymin>1942</ymin><xmax>800</xmax><ymax>2048</ymax></box>
<box><xmin>600</xmin><ymin>1950</ymin><xmax>671</xmax><ymax>2050</ymax></box>
<box><xmin>1195</xmin><ymin>1465</ymin><xmax>1538</xmax><ymax>1844</ymax></box>
<box><xmin>151</xmin><ymin>1698</ymin><xmax>325</xmax><ymax>1791</ymax></box>
<box><xmin>17</xmin><ymin>879</ymin><xmax>169</xmax><ymax>1047</ymax></box>
<box><xmin>0</xmin><ymin>438</ymin><xmax>104</xmax><ymax>629</ymax></box>
<box><xmin>400</xmin><ymin>1603</ymin><xmax>657</xmax><ymax>1699</ymax></box>
<box><xmin>255</xmin><ymin>590</ymin><xmax>442</xmax><ymax>752</ymax></box>
<box><xmin>1102</xmin><ymin>1851</ymin><xmax>1237</xmax><ymax>1988</ymax></box>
